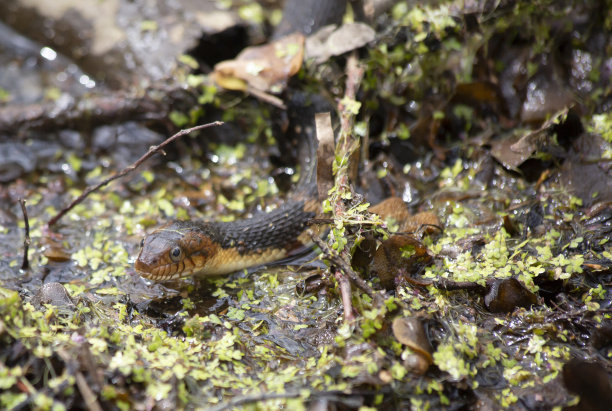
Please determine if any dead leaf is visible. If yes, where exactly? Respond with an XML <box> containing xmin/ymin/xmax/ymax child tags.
<box><xmin>392</xmin><ymin>316</ymin><xmax>433</xmax><ymax>375</ymax></box>
<box><xmin>305</xmin><ymin>23</ymin><xmax>375</xmax><ymax>63</ymax></box>
<box><xmin>42</xmin><ymin>234</ymin><xmax>71</xmax><ymax>262</ymax></box>
<box><xmin>371</xmin><ymin>235</ymin><xmax>431</xmax><ymax>289</ymax></box>
<box><xmin>491</xmin><ymin>107</ymin><xmax>570</xmax><ymax>170</ymax></box>
<box><xmin>369</xmin><ymin>197</ymin><xmax>411</xmax><ymax>224</ymax></box>
<box><xmin>484</xmin><ymin>278</ymin><xmax>537</xmax><ymax>313</ymax></box>
<box><xmin>402</xmin><ymin>212</ymin><xmax>441</xmax><ymax>235</ymax></box>
<box><xmin>212</xmin><ymin>33</ymin><xmax>305</xmax><ymax>93</ymax></box>
<box><xmin>369</xmin><ymin>197</ymin><xmax>441</xmax><ymax>235</ymax></box>
<box><xmin>392</xmin><ymin>317</ymin><xmax>433</xmax><ymax>360</ymax></box>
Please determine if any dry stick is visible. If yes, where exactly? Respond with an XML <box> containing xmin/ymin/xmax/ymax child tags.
<box><xmin>402</xmin><ymin>275</ymin><xmax>487</xmax><ymax>293</ymax></box>
<box><xmin>314</xmin><ymin>112</ymin><xmax>335</xmax><ymax>202</ymax></box>
<box><xmin>74</xmin><ymin>372</ymin><xmax>103</xmax><ymax>411</ymax></box>
<box><xmin>47</xmin><ymin>121</ymin><xmax>224</xmax><ymax>228</ymax></box>
<box><xmin>326</xmin><ymin>54</ymin><xmax>411</xmax><ymax>313</ymax></box>
<box><xmin>19</xmin><ymin>199</ymin><xmax>31</xmax><ymax>270</ymax></box>
<box><xmin>336</xmin><ymin>270</ymin><xmax>355</xmax><ymax>322</ymax></box>
<box><xmin>207</xmin><ymin>392</ymin><xmax>302</xmax><ymax>411</ymax></box>
<box><xmin>207</xmin><ymin>389</ymin><xmax>379</xmax><ymax>411</ymax></box>
<box><xmin>326</xmin><ymin>53</ymin><xmax>366</xmax><ymax>318</ymax></box>
<box><xmin>340</xmin><ymin>54</ymin><xmax>364</xmax><ymax>184</ymax></box>
<box><xmin>56</xmin><ymin>349</ymin><xmax>103</xmax><ymax>411</ymax></box>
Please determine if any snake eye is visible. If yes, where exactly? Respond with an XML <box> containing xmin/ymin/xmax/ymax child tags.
<box><xmin>169</xmin><ymin>246</ymin><xmax>182</xmax><ymax>262</ymax></box>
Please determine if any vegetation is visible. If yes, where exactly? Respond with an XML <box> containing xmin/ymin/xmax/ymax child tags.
<box><xmin>1</xmin><ymin>0</ymin><xmax>611</xmax><ymax>409</ymax></box>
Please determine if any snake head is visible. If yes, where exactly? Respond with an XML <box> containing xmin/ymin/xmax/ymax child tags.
<box><xmin>135</xmin><ymin>221</ymin><xmax>219</xmax><ymax>281</ymax></box>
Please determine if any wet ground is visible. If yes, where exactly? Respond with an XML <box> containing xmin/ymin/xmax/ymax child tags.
<box><xmin>1</xmin><ymin>0</ymin><xmax>612</xmax><ymax>410</ymax></box>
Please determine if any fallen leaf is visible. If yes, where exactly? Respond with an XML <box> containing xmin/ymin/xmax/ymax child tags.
<box><xmin>305</xmin><ymin>23</ymin><xmax>375</xmax><ymax>63</ymax></box>
<box><xmin>484</xmin><ymin>278</ymin><xmax>537</xmax><ymax>313</ymax></box>
<box><xmin>212</xmin><ymin>33</ymin><xmax>305</xmax><ymax>93</ymax></box>
<box><xmin>392</xmin><ymin>316</ymin><xmax>433</xmax><ymax>374</ymax></box>
<box><xmin>371</xmin><ymin>234</ymin><xmax>431</xmax><ymax>289</ymax></box>
<box><xmin>491</xmin><ymin>107</ymin><xmax>569</xmax><ymax>170</ymax></box>
<box><xmin>369</xmin><ymin>197</ymin><xmax>441</xmax><ymax>235</ymax></box>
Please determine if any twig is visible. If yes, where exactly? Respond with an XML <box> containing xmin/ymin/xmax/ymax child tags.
<box><xmin>335</xmin><ymin>270</ymin><xmax>355</xmax><ymax>322</ymax></box>
<box><xmin>314</xmin><ymin>112</ymin><xmax>335</xmax><ymax>201</ymax></box>
<box><xmin>338</xmin><ymin>53</ymin><xmax>364</xmax><ymax>183</ymax></box>
<box><xmin>207</xmin><ymin>389</ymin><xmax>383</xmax><ymax>411</ymax></box>
<box><xmin>57</xmin><ymin>349</ymin><xmax>103</xmax><ymax>411</ymax></box>
<box><xmin>246</xmin><ymin>85</ymin><xmax>287</xmax><ymax>109</ymax></box>
<box><xmin>19</xmin><ymin>199</ymin><xmax>30</xmax><ymax>270</ymax></box>
<box><xmin>207</xmin><ymin>391</ymin><xmax>302</xmax><ymax>411</ymax></box>
<box><xmin>316</xmin><ymin>53</ymin><xmax>368</xmax><ymax>320</ymax></box>
<box><xmin>74</xmin><ymin>371</ymin><xmax>103</xmax><ymax>411</ymax></box>
<box><xmin>47</xmin><ymin>121</ymin><xmax>224</xmax><ymax>228</ymax></box>
<box><xmin>403</xmin><ymin>276</ymin><xmax>487</xmax><ymax>293</ymax></box>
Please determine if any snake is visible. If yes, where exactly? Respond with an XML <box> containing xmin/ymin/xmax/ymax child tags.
<box><xmin>135</xmin><ymin>92</ymin><xmax>328</xmax><ymax>281</ymax></box>
<box><xmin>135</xmin><ymin>0</ymin><xmax>350</xmax><ymax>281</ymax></box>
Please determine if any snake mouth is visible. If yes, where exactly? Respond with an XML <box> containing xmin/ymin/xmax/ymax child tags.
<box><xmin>134</xmin><ymin>259</ymin><xmax>191</xmax><ymax>281</ymax></box>
<box><xmin>135</xmin><ymin>268</ymin><xmax>188</xmax><ymax>282</ymax></box>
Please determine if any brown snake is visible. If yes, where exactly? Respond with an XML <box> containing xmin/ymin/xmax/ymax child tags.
<box><xmin>135</xmin><ymin>94</ymin><xmax>324</xmax><ymax>281</ymax></box>
<box><xmin>135</xmin><ymin>0</ymin><xmax>353</xmax><ymax>281</ymax></box>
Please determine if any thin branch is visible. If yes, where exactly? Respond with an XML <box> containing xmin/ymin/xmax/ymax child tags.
<box><xmin>246</xmin><ymin>85</ymin><xmax>287</xmax><ymax>109</ymax></box>
<box><xmin>315</xmin><ymin>112</ymin><xmax>335</xmax><ymax>201</ymax></box>
<box><xmin>207</xmin><ymin>391</ymin><xmax>302</xmax><ymax>411</ymax></box>
<box><xmin>207</xmin><ymin>389</ymin><xmax>384</xmax><ymax>411</ymax></box>
<box><xmin>57</xmin><ymin>349</ymin><xmax>103</xmax><ymax>411</ymax></box>
<box><xmin>47</xmin><ymin>121</ymin><xmax>224</xmax><ymax>228</ymax></box>
<box><xmin>403</xmin><ymin>275</ymin><xmax>487</xmax><ymax>293</ymax></box>
<box><xmin>316</xmin><ymin>53</ymin><xmax>371</xmax><ymax>319</ymax></box>
<box><xmin>335</xmin><ymin>270</ymin><xmax>355</xmax><ymax>322</ymax></box>
<box><xmin>338</xmin><ymin>53</ymin><xmax>364</xmax><ymax>183</ymax></box>
<box><xmin>19</xmin><ymin>199</ymin><xmax>30</xmax><ymax>270</ymax></box>
<box><xmin>75</xmin><ymin>372</ymin><xmax>103</xmax><ymax>411</ymax></box>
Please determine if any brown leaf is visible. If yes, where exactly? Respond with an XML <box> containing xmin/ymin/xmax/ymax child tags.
<box><xmin>371</xmin><ymin>235</ymin><xmax>431</xmax><ymax>289</ymax></box>
<box><xmin>369</xmin><ymin>197</ymin><xmax>411</xmax><ymax>224</ymax></box>
<box><xmin>212</xmin><ymin>33</ymin><xmax>305</xmax><ymax>93</ymax></box>
<box><xmin>402</xmin><ymin>212</ymin><xmax>441</xmax><ymax>235</ymax></box>
<box><xmin>369</xmin><ymin>197</ymin><xmax>440</xmax><ymax>234</ymax></box>
<box><xmin>392</xmin><ymin>317</ymin><xmax>433</xmax><ymax>364</ymax></box>
<box><xmin>484</xmin><ymin>278</ymin><xmax>537</xmax><ymax>313</ymax></box>
<box><xmin>42</xmin><ymin>235</ymin><xmax>71</xmax><ymax>262</ymax></box>
<box><xmin>563</xmin><ymin>359</ymin><xmax>612</xmax><ymax>411</ymax></box>
<box><xmin>491</xmin><ymin>107</ymin><xmax>570</xmax><ymax>170</ymax></box>
<box><xmin>305</xmin><ymin>23</ymin><xmax>375</xmax><ymax>63</ymax></box>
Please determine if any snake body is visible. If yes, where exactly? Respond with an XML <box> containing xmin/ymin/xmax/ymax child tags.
<box><xmin>135</xmin><ymin>0</ymin><xmax>347</xmax><ymax>281</ymax></box>
<box><xmin>135</xmin><ymin>92</ymin><xmax>326</xmax><ymax>281</ymax></box>
<box><xmin>135</xmin><ymin>198</ymin><xmax>319</xmax><ymax>280</ymax></box>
